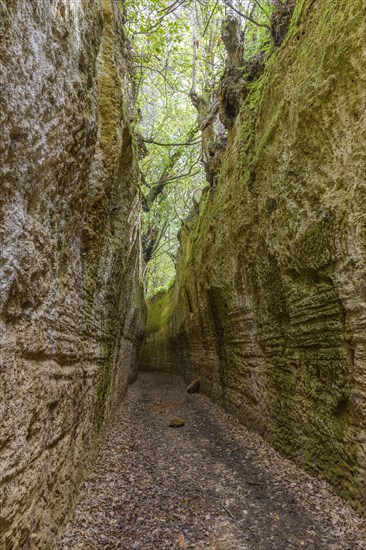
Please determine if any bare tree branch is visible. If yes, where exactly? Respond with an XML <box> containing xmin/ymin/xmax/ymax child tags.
<box><xmin>142</xmin><ymin>138</ymin><xmax>201</xmax><ymax>147</ymax></box>
<box><xmin>135</xmin><ymin>0</ymin><xmax>187</xmax><ymax>36</ymax></box>
<box><xmin>202</xmin><ymin>0</ymin><xmax>219</xmax><ymax>38</ymax></box>
<box><xmin>222</xmin><ymin>0</ymin><xmax>270</xmax><ymax>29</ymax></box>
<box><xmin>153</xmin><ymin>168</ymin><xmax>201</xmax><ymax>186</ymax></box>
<box><xmin>145</xmin><ymin>125</ymin><xmax>200</xmax><ymax>206</ymax></box>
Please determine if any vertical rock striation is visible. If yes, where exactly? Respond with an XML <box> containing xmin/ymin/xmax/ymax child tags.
<box><xmin>139</xmin><ymin>0</ymin><xmax>366</xmax><ymax>512</ymax></box>
<box><xmin>0</xmin><ymin>1</ymin><xmax>144</xmax><ymax>547</ymax></box>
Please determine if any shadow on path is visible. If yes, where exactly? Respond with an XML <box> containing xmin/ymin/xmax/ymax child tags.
<box><xmin>58</xmin><ymin>372</ymin><xmax>365</xmax><ymax>549</ymax></box>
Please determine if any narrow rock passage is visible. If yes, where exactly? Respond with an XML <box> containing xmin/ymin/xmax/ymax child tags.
<box><xmin>59</xmin><ymin>373</ymin><xmax>365</xmax><ymax>549</ymax></box>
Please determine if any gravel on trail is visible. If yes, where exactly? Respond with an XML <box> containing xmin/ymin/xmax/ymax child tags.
<box><xmin>58</xmin><ymin>372</ymin><xmax>366</xmax><ymax>550</ymax></box>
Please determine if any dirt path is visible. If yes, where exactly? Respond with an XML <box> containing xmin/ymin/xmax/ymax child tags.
<box><xmin>58</xmin><ymin>372</ymin><xmax>365</xmax><ymax>549</ymax></box>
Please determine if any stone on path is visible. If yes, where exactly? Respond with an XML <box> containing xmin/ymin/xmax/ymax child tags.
<box><xmin>187</xmin><ymin>378</ymin><xmax>201</xmax><ymax>394</ymax></box>
<box><xmin>169</xmin><ymin>418</ymin><xmax>185</xmax><ymax>428</ymax></box>
<box><xmin>58</xmin><ymin>372</ymin><xmax>366</xmax><ymax>550</ymax></box>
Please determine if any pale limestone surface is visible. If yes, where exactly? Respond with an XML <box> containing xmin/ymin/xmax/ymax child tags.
<box><xmin>0</xmin><ymin>1</ymin><xmax>144</xmax><ymax>547</ymax></box>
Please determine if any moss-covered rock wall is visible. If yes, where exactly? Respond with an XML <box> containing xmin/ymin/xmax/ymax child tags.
<box><xmin>0</xmin><ymin>1</ymin><xmax>144</xmax><ymax>547</ymax></box>
<box><xmin>139</xmin><ymin>0</ymin><xmax>366</xmax><ymax>512</ymax></box>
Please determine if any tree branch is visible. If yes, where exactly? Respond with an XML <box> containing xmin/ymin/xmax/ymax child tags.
<box><xmin>142</xmin><ymin>138</ymin><xmax>201</xmax><ymax>147</ymax></box>
<box><xmin>158</xmin><ymin>0</ymin><xmax>185</xmax><ymax>15</ymax></box>
<box><xmin>202</xmin><ymin>0</ymin><xmax>219</xmax><ymax>38</ymax></box>
<box><xmin>153</xmin><ymin>169</ymin><xmax>201</xmax><ymax>186</ymax></box>
<box><xmin>222</xmin><ymin>0</ymin><xmax>270</xmax><ymax>29</ymax></box>
<box><xmin>135</xmin><ymin>0</ymin><xmax>187</xmax><ymax>36</ymax></box>
<box><xmin>145</xmin><ymin>125</ymin><xmax>200</xmax><ymax>206</ymax></box>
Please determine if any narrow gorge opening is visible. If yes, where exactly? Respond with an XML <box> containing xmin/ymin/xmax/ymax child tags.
<box><xmin>1</xmin><ymin>0</ymin><xmax>366</xmax><ymax>548</ymax></box>
<box><xmin>131</xmin><ymin>0</ymin><xmax>282</xmax><ymax>298</ymax></box>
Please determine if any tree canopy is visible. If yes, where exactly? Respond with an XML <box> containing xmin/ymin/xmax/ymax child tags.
<box><xmin>123</xmin><ymin>0</ymin><xmax>294</xmax><ymax>296</ymax></box>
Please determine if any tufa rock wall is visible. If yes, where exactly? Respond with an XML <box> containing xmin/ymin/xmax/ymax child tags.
<box><xmin>0</xmin><ymin>0</ymin><xmax>144</xmax><ymax>547</ymax></box>
<box><xmin>139</xmin><ymin>0</ymin><xmax>366</xmax><ymax>512</ymax></box>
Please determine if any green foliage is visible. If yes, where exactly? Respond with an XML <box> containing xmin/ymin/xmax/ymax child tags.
<box><xmin>124</xmin><ymin>0</ymin><xmax>283</xmax><ymax>298</ymax></box>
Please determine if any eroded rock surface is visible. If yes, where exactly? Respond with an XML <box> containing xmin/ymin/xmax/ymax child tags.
<box><xmin>0</xmin><ymin>1</ymin><xmax>144</xmax><ymax>547</ymax></box>
<box><xmin>139</xmin><ymin>0</ymin><xmax>366</xmax><ymax>512</ymax></box>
